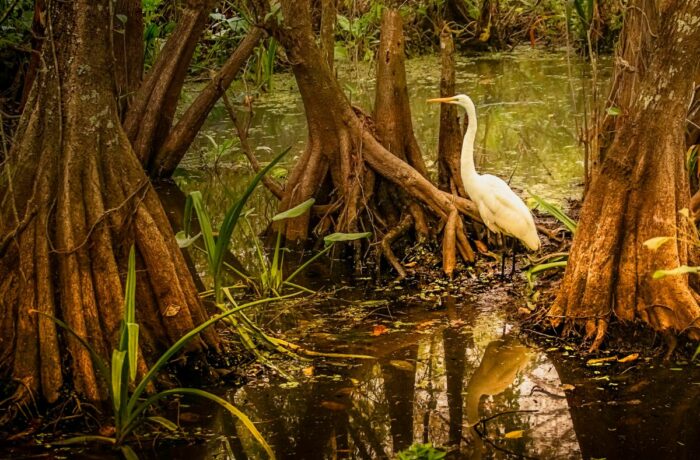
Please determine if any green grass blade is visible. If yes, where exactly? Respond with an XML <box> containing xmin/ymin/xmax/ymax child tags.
<box><xmin>528</xmin><ymin>192</ymin><xmax>577</xmax><ymax>234</ymax></box>
<box><xmin>323</xmin><ymin>232</ymin><xmax>372</xmax><ymax>245</ymax></box>
<box><xmin>183</xmin><ymin>193</ymin><xmax>194</xmax><ymax>237</ymax></box>
<box><xmin>188</xmin><ymin>191</ymin><xmax>217</xmax><ymax>270</ymax></box>
<box><xmin>212</xmin><ymin>147</ymin><xmax>290</xmax><ymax>285</ymax></box>
<box><xmin>136</xmin><ymin>388</ymin><xmax>275</xmax><ymax>459</ymax></box>
<box><xmin>126</xmin><ymin>293</ymin><xmax>300</xmax><ymax>414</ymax></box>
<box><xmin>127</xmin><ymin>323</ymin><xmax>139</xmax><ymax>382</ymax></box>
<box><xmin>111</xmin><ymin>350</ymin><xmax>126</xmax><ymax>413</ymax></box>
<box><xmin>284</xmin><ymin>245</ymin><xmax>332</xmax><ymax>285</ymax></box>
<box><xmin>125</xmin><ymin>246</ymin><xmax>136</xmax><ymax>323</ymax></box>
<box><xmin>147</xmin><ymin>416</ymin><xmax>178</xmax><ymax>431</ymax></box>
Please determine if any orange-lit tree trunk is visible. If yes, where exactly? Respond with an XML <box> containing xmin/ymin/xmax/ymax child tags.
<box><xmin>0</xmin><ymin>0</ymin><xmax>218</xmax><ymax>412</ymax></box>
<box><xmin>549</xmin><ymin>0</ymin><xmax>700</xmax><ymax>350</ymax></box>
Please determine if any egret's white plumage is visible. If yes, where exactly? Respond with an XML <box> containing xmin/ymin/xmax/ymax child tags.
<box><xmin>429</xmin><ymin>94</ymin><xmax>540</xmax><ymax>251</ymax></box>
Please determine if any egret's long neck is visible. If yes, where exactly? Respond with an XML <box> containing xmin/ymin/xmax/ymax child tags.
<box><xmin>460</xmin><ymin>98</ymin><xmax>478</xmax><ymax>183</ymax></box>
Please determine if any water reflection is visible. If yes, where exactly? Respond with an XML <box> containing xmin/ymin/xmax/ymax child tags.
<box><xmin>197</xmin><ymin>298</ymin><xmax>580</xmax><ymax>459</ymax></box>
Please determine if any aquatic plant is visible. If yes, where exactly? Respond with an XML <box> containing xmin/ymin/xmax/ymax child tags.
<box><xmin>245</xmin><ymin>197</ymin><xmax>372</xmax><ymax>296</ymax></box>
<box><xmin>396</xmin><ymin>443</ymin><xmax>447</xmax><ymax>460</ymax></box>
<box><xmin>38</xmin><ymin>247</ymin><xmax>277</xmax><ymax>459</ymax></box>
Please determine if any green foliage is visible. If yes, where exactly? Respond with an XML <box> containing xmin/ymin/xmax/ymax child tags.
<box><xmin>181</xmin><ymin>147</ymin><xmax>289</xmax><ymax>305</ymax></box>
<box><xmin>396</xmin><ymin>443</ymin><xmax>447</xmax><ymax>460</ymax></box>
<box><xmin>245</xmin><ymin>198</ymin><xmax>371</xmax><ymax>297</ymax></box>
<box><xmin>529</xmin><ymin>192</ymin><xmax>577</xmax><ymax>234</ymax></box>
<box><xmin>41</xmin><ymin>246</ymin><xmax>277</xmax><ymax>459</ymax></box>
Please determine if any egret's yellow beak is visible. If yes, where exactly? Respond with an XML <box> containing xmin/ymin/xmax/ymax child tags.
<box><xmin>427</xmin><ymin>96</ymin><xmax>458</xmax><ymax>104</ymax></box>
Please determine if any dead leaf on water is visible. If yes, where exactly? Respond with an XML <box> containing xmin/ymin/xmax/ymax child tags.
<box><xmin>417</xmin><ymin>319</ymin><xmax>438</xmax><ymax>329</ymax></box>
<box><xmin>389</xmin><ymin>360</ymin><xmax>415</xmax><ymax>372</ymax></box>
<box><xmin>504</xmin><ymin>430</ymin><xmax>525</xmax><ymax>439</ymax></box>
<box><xmin>302</xmin><ymin>366</ymin><xmax>314</xmax><ymax>377</ymax></box>
<box><xmin>371</xmin><ymin>325</ymin><xmax>389</xmax><ymax>336</ymax></box>
<box><xmin>617</xmin><ymin>353</ymin><xmax>639</xmax><ymax>363</ymax></box>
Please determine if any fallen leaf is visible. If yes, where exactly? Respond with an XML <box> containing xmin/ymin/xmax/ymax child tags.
<box><xmin>417</xmin><ymin>319</ymin><xmax>438</xmax><ymax>330</ymax></box>
<box><xmin>504</xmin><ymin>430</ymin><xmax>524</xmax><ymax>439</ymax></box>
<box><xmin>617</xmin><ymin>353</ymin><xmax>639</xmax><ymax>363</ymax></box>
<box><xmin>302</xmin><ymin>366</ymin><xmax>314</xmax><ymax>377</ymax></box>
<box><xmin>163</xmin><ymin>304</ymin><xmax>181</xmax><ymax>317</ymax></box>
<box><xmin>404</xmin><ymin>261</ymin><xmax>417</xmax><ymax>268</ymax></box>
<box><xmin>389</xmin><ymin>360</ymin><xmax>415</xmax><ymax>372</ymax></box>
<box><xmin>560</xmin><ymin>384</ymin><xmax>575</xmax><ymax>391</ymax></box>
<box><xmin>371</xmin><ymin>325</ymin><xmax>388</xmax><ymax>336</ymax></box>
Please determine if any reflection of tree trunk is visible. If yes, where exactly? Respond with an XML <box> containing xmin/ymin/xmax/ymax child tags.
<box><xmin>382</xmin><ymin>345</ymin><xmax>418</xmax><ymax>452</ymax></box>
<box><xmin>443</xmin><ymin>323</ymin><xmax>467</xmax><ymax>448</ymax></box>
<box><xmin>0</xmin><ymin>0</ymin><xmax>217</xmax><ymax>408</ymax></box>
<box><xmin>550</xmin><ymin>0</ymin><xmax>700</xmax><ymax>349</ymax></box>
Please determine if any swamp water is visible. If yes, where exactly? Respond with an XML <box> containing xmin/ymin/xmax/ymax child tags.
<box><xmin>5</xmin><ymin>51</ymin><xmax>700</xmax><ymax>459</ymax></box>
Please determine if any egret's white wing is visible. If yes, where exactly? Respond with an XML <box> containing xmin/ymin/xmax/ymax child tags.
<box><xmin>473</xmin><ymin>175</ymin><xmax>539</xmax><ymax>249</ymax></box>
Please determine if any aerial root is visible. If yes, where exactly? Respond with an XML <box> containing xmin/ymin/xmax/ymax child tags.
<box><xmin>442</xmin><ymin>210</ymin><xmax>458</xmax><ymax>277</ymax></box>
<box><xmin>376</xmin><ymin>213</ymin><xmax>414</xmax><ymax>280</ymax></box>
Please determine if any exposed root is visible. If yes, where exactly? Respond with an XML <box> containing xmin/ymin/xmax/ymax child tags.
<box><xmin>377</xmin><ymin>213</ymin><xmax>414</xmax><ymax>279</ymax></box>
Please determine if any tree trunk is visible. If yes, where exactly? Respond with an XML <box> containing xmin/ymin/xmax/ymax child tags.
<box><xmin>123</xmin><ymin>0</ymin><xmax>217</xmax><ymax>168</ymax></box>
<box><xmin>320</xmin><ymin>0</ymin><xmax>336</xmax><ymax>72</ymax></box>
<box><xmin>269</xmin><ymin>0</ymin><xmax>478</xmax><ymax>276</ymax></box>
<box><xmin>436</xmin><ymin>26</ymin><xmax>466</xmax><ymax>198</ymax></box>
<box><xmin>0</xmin><ymin>0</ymin><xmax>217</xmax><ymax>409</ymax></box>
<box><xmin>549</xmin><ymin>0</ymin><xmax>700</xmax><ymax>350</ymax></box>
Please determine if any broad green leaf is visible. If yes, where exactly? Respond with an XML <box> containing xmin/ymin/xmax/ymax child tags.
<box><xmin>643</xmin><ymin>236</ymin><xmax>675</xmax><ymax>251</ymax></box>
<box><xmin>272</xmin><ymin>198</ymin><xmax>315</xmax><ymax>221</ymax></box>
<box><xmin>112</xmin><ymin>350</ymin><xmax>127</xmax><ymax>411</ymax></box>
<box><xmin>125</xmin><ymin>246</ymin><xmax>136</xmax><ymax>324</ymax></box>
<box><xmin>324</xmin><ymin>232</ymin><xmax>372</xmax><ymax>245</ymax></box>
<box><xmin>127</xmin><ymin>323</ymin><xmax>139</xmax><ymax>381</ymax></box>
<box><xmin>606</xmin><ymin>106</ymin><xmax>621</xmax><ymax>116</ymax></box>
<box><xmin>147</xmin><ymin>416</ymin><xmax>178</xmax><ymax>431</ymax></box>
<box><xmin>652</xmin><ymin>265</ymin><xmax>700</xmax><ymax>279</ymax></box>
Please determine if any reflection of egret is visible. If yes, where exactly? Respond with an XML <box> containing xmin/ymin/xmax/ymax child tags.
<box><xmin>464</xmin><ymin>336</ymin><xmax>531</xmax><ymax>458</ymax></box>
<box><xmin>428</xmin><ymin>94</ymin><xmax>540</xmax><ymax>276</ymax></box>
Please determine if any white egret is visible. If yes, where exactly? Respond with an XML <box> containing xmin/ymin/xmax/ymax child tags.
<box><xmin>428</xmin><ymin>94</ymin><xmax>540</xmax><ymax>276</ymax></box>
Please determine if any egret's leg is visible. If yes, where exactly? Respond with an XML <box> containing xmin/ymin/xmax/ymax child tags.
<box><xmin>510</xmin><ymin>240</ymin><xmax>517</xmax><ymax>278</ymax></box>
<box><xmin>500</xmin><ymin>249</ymin><xmax>506</xmax><ymax>279</ymax></box>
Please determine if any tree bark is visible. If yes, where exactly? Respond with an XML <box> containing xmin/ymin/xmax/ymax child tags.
<box><xmin>550</xmin><ymin>0</ymin><xmax>700</xmax><ymax>350</ymax></box>
<box><xmin>268</xmin><ymin>0</ymin><xmax>478</xmax><ymax>275</ymax></box>
<box><xmin>151</xmin><ymin>27</ymin><xmax>265</xmax><ymax>177</ymax></box>
<box><xmin>0</xmin><ymin>0</ymin><xmax>217</xmax><ymax>408</ymax></box>
<box><xmin>320</xmin><ymin>0</ymin><xmax>336</xmax><ymax>72</ymax></box>
<box><xmin>436</xmin><ymin>26</ymin><xmax>466</xmax><ymax>198</ymax></box>
<box><xmin>123</xmin><ymin>0</ymin><xmax>217</xmax><ymax>168</ymax></box>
